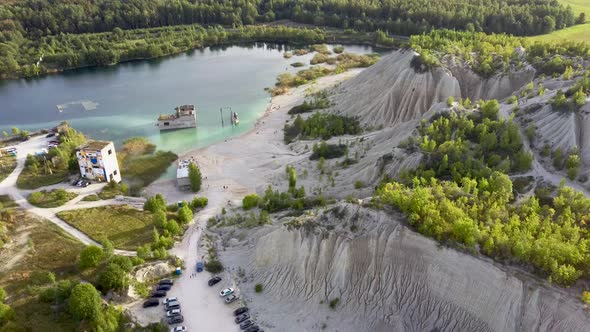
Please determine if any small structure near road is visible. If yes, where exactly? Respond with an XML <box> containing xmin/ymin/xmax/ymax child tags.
<box><xmin>76</xmin><ymin>140</ymin><xmax>121</xmax><ymax>183</ymax></box>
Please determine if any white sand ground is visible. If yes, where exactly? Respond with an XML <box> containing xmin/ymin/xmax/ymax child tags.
<box><xmin>135</xmin><ymin>70</ymin><xmax>364</xmax><ymax>330</ymax></box>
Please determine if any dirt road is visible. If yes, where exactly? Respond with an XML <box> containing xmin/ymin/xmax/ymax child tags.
<box><xmin>0</xmin><ymin>135</ymin><xmax>136</xmax><ymax>256</ymax></box>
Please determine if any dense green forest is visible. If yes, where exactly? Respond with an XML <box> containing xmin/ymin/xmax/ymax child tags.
<box><xmin>0</xmin><ymin>24</ymin><xmax>326</xmax><ymax>78</ymax></box>
<box><xmin>378</xmin><ymin>100</ymin><xmax>590</xmax><ymax>285</ymax></box>
<box><xmin>403</xmin><ymin>100</ymin><xmax>534</xmax><ymax>180</ymax></box>
<box><xmin>0</xmin><ymin>0</ymin><xmax>586</xmax><ymax>79</ymax></box>
<box><xmin>0</xmin><ymin>0</ymin><xmax>579</xmax><ymax>37</ymax></box>
<box><xmin>378</xmin><ymin>175</ymin><xmax>590</xmax><ymax>285</ymax></box>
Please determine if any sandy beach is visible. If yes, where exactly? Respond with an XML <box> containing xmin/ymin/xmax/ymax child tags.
<box><xmin>136</xmin><ymin>69</ymin><xmax>363</xmax><ymax>330</ymax></box>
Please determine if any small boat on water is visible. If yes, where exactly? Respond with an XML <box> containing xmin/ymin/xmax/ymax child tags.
<box><xmin>157</xmin><ymin>105</ymin><xmax>197</xmax><ymax>131</ymax></box>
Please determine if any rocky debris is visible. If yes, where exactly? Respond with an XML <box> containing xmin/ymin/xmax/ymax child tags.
<box><xmin>134</xmin><ymin>262</ymin><xmax>173</xmax><ymax>282</ymax></box>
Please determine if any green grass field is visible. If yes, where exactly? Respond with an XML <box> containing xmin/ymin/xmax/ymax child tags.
<box><xmin>0</xmin><ymin>216</ymin><xmax>84</xmax><ymax>331</ymax></box>
<box><xmin>529</xmin><ymin>23</ymin><xmax>590</xmax><ymax>43</ymax></box>
<box><xmin>16</xmin><ymin>168</ymin><xmax>69</xmax><ymax>190</ymax></box>
<box><xmin>27</xmin><ymin>189</ymin><xmax>78</xmax><ymax>208</ymax></box>
<box><xmin>561</xmin><ymin>0</ymin><xmax>588</xmax><ymax>15</ymax></box>
<box><xmin>57</xmin><ymin>205</ymin><xmax>155</xmax><ymax>250</ymax></box>
<box><xmin>528</xmin><ymin>0</ymin><xmax>589</xmax><ymax>42</ymax></box>
<box><xmin>0</xmin><ymin>154</ymin><xmax>17</xmax><ymax>183</ymax></box>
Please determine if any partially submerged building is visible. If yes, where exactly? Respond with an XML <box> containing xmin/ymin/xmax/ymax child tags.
<box><xmin>157</xmin><ymin>105</ymin><xmax>197</xmax><ymax>131</ymax></box>
<box><xmin>76</xmin><ymin>140</ymin><xmax>121</xmax><ymax>183</ymax></box>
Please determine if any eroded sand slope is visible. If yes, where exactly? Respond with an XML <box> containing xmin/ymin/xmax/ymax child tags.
<box><xmin>222</xmin><ymin>205</ymin><xmax>590</xmax><ymax>332</ymax></box>
<box><xmin>329</xmin><ymin>50</ymin><xmax>534</xmax><ymax>129</ymax></box>
<box><xmin>330</xmin><ymin>50</ymin><xmax>460</xmax><ymax>128</ymax></box>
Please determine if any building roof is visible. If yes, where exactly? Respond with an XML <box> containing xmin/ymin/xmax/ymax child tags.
<box><xmin>77</xmin><ymin>140</ymin><xmax>112</xmax><ymax>151</ymax></box>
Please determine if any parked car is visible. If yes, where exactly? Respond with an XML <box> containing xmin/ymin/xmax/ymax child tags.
<box><xmin>73</xmin><ymin>179</ymin><xmax>85</xmax><ymax>187</ymax></box>
<box><xmin>160</xmin><ymin>279</ymin><xmax>174</xmax><ymax>286</ymax></box>
<box><xmin>235</xmin><ymin>313</ymin><xmax>250</xmax><ymax>324</ymax></box>
<box><xmin>233</xmin><ymin>307</ymin><xmax>249</xmax><ymax>316</ymax></box>
<box><xmin>2</xmin><ymin>148</ymin><xmax>17</xmax><ymax>156</ymax></box>
<box><xmin>196</xmin><ymin>261</ymin><xmax>203</xmax><ymax>272</ymax></box>
<box><xmin>170</xmin><ymin>327</ymin><xmax>187</xmax><ymax>332</ymax></box>
<box><xmin>142</xmin><ymin>298</ymin><xmax>160</xmax><ymax>308</ymax></box>
<box><xmin>240</xmin><ymin>320</ymin><xmax>254</xmax><ymax>330</ymax></box>
<box><xmin>80</xmin><ymin>181</ymin><xmax>90</xmax><ymax>187</ymax></box>
<box><xmin>245</xmin><ymin>326</ymin><xmax>260</xmax><ymax>332</ymax></box>
<box><xmin>166</xmin><ymin>309</ymin><xmax>181</xmax><ymax>317</ymax></box>
<box><xmin>46</xmin><ymin>133</ymin><xmax>55</xmax><ymax>138</ymax></box>
<box><xmin>163</xmin><ymin>297</ymin><xmax>178</xmax><ymax>305</ymax></box>
<box><xmin>208</xmin><ymin>276</ymin><xmax>222</xmax><ymax>286</ymax></box>
<box><xmin>157</xmin><ymin>284</ymin><xmax>172</xmax><ymax>291</ymax></box>
<box><xmin>219</xmin><ymin>288</ymin><xmax>234</xmax><ymax>297</ymax></box>
<box><xmin>151</xmin><ymin>290</ymin><xmax>167</xmax><ymax>298</ymax></box>
<box><xmin>167</xmin><ymin>315</ymin><xmax>184</xmax><ymax>325</ymax></box>
<box><xmin>225</xmin><ymin>294</ymin><xmax>239</xmax><ymax>304</ymax></box>
<box><xmin>165</xmin><ymin>301</ymin><xmax>180</xmax><ymax>310</ymax></box>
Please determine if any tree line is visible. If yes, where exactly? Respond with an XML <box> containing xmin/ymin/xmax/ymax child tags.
<box><xmin>0</xmin><ymin>24</ymin><xmax>326</xmax><ymax>79</ymax></box>
<box><xmin>0</xmin><ymin>0</ymin><xmax>580</xmax><ymax>38</ymax></box>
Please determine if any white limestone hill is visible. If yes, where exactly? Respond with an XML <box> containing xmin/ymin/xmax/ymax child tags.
<box><xmin>329</xmin><ymin>50</ymin><xmax>535</xmax><ymax>129</ymax></box>
<box><xmin>517</xmin><ymin>91</ymin><xmax>590</xmax><ymax>180</ymax></box>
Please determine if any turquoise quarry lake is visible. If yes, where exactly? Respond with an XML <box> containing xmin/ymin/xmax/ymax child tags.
<box><xmin>0</xmin><ymin>43</ymin><xmax>376</xmax><ymax>156</ymax></box>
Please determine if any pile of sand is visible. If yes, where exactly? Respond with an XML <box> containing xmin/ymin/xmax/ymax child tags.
<box><xmin>328</xmin><ymin>51</ymin><xmax>535</xmax><ymax>129</ymax></box>
<box><xmin>220</xmin><ymin>204</ymin><xmax>590</xmax><ymax>332</ymax></box>
<box><xmin>134</xmin><ymin>262</ymin><xmax>173</xmax><ymax>282</ymax></box>
<box><xmin>330</xmin><ymin>50</ymin><xmax>460</xmax><ymax>128</ymax></box>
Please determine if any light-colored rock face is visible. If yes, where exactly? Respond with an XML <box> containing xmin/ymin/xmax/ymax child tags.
<box><xmin>579</xmin><ymin>99</ymin><xmax>590</xmax><ymax>166</ymax></box>
<box><xmin>446</xmin><ymin>63</ymin><xmax>535</xmax><ymax>101</ymax></box>
<box><xmin>330</xmin><ymin>50</ymin><xmax>462</xmax><ymax>129</ymax></box>
<box><xmin>329</xmin><ymin>51</ymin><xmax>535</xmax><ymax>129</ymax></box>
<box><xmin>519</xmin><ymin>93</ymin><xmax>590</xmax><ymax>174</ymax></box>
<box><xmin>528</xmin><ymin>104</ymin><xmax>578</xmax><ymax>154</ymax></box>
<box><xmin>223</xmin><ymin>205</ymin><xmax>590</xmax><ymax>332</ymax></box>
